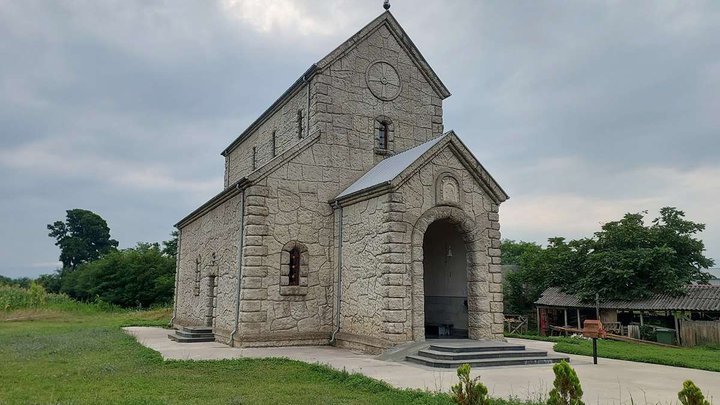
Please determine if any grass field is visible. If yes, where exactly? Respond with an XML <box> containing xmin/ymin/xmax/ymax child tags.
<box><xmin>506</xmin><ymin>333</ymin><xmax>720</xmax><ymax>372</ymax></box>
<box><xmin>0</xmin><ymin>304</ymin><xmax>543</xmax><ymax>405</ymax></box>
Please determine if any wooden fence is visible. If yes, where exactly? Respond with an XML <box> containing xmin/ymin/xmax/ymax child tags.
<box><xmin>679</xmin><ymin>320</ymin><xmax>720</xmax><ymax>347</ymax></box>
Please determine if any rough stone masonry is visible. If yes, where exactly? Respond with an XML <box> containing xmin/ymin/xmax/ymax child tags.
<box><xmin>172</xmin><ymin>10</ymin><xmax>509</xmax><ymax>354</ymax></box>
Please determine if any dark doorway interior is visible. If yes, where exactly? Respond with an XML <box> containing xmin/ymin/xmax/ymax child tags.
<box><xmin>423</xmin><ymin>219</ymin><xmax>468</xmax><ymax>338</ymax></box>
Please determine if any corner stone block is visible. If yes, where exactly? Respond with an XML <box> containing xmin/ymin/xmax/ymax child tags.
<box><xmin>245</xmin><ymin>215</ymin><xmax>266</xmax><ymax>226</ymax></box>
<box><xmin>384</xmin><ymin>298</ymin><xmax>404</xmax><ymax>310</ymax></box>
<box><xmin>468</xmin><ymin>281</ymin><xmax>489</xmax><ymax>297</ymax></box>
<box><xmin>388</xmin><ymin>192</ymin><xmax>404</xmax><ymax>203</ymax></box>
<box><xmin>383</xmin><ymin>322</ymin><xmax>405</xmax><ymax>334</ymax></box>
<box><xmin>489</xmin><ymin>282</ymin><xmax>503</xmax><ymax>293</ymax></box>
<box><xmin>247</xmin><ymin>185</ymin><xmax>270</xmax><ymax>197</ymax></box>
<box><xmin>384</xmin><ymin>286</ymin><xmax>406</xmax><ymax>298</ymax></box>
<box><xmin>245</xmin><ymin>225</ymin><xmax>268</xmax><ymax>236</ymax></box>
<box><xmin>246</xmin><ymin>196</ymin><xmax>266</xmax><ymax>207</ymax></box>
<box><xmin>383</xmin><ymin>310</ymin><xmax>407</xmax><ymax>323</ymax></box>
<box><xmin>246</xmin><ymin>205</ymin><xmax>269</xmax><ymax>217</ymax></box>
<box><xmin>240</xmin><ymin>288</ymin><xmax>268</xmax><ymax>300</ymax></box>
<box><xmin>468</xmin><ymin>298</ymin><xmax>490</xmax><ymax>312</ymax></box>
<box><xmin>381</xmin><ymin>274</ymin><xmax>404</xmax><ymax>286</ymax></box>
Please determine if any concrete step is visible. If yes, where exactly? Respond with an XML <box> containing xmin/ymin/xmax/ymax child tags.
<box><xmin>428</xmin><ymin>343</ymin><xmax>526</xmax><ymax>353</ymax></box>
<box><xmin>417</xmin><ymin>348</ymin><xmax>551</xmax><ymax>361</ymax></box>
<box><xmin>175</xmin><ymin>330</ymin><xmax>215</xmax><ymax>339</ymax></box>
<box><xmin>406</xmin><ymin>354</ymin><xmax>570</xmax><ymax>368</ymax></box>
<box><xmin>182</xmin><ymin>327</ymin><xmax>213</xmax><ymax>334</ymax></box>
<box><xmin>167</xmin><ymin>333</ymin><xmax>215</xmax><ymax>343</ymax></box>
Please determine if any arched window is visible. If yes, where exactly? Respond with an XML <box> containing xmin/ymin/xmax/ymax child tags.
<box><xmin>288</xmin><ymin>247</ymin><xmax>301</xmax><ymax>286</ymax></box>
<box><xmin>374</xmin><ymin>116</ymin><xmax>394</xmax><ymax>154</ymax></box>
<box><xmin>280</xmin><ymin>241</ymin><xmax>309</xmax><ymax>296</ymax></box>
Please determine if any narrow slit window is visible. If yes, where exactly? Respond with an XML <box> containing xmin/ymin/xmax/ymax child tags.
<box><xmin>297</xmin><ymin>110</ymin><xmax>303</xmax><ymax>139</ymax></box>
<box><xmin>271</xmin><ymin>131</ymin><xmax>277</xmax><ymax>157</ymax></box>
<box><xmin>252</xmin><ymin>146</ymin><xmax>257</xmax><ymax>170</ymax></box>
<box><xmin>288</xmin><ymin>248</ymin><xmax>300</xmax><ymax>286</ymax></box>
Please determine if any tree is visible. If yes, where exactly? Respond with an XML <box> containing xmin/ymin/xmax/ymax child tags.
<box><xmin>502</xmin><ymin>240</ymin><xmax>553</xmax><ymax>314</ymax></box>
<box><xmin>60</xmin><ymin>242</ymin><xmax>175</xmax><ymax>308</ymax></box>
<box><xmin>47</xmin><ymin>209</ymin><xmax>119</xmax><ymax>269</ymax></box>
<box><xmin>552</xmin><ymin>207</ymin><xmax>714</xmax><ymax>301</ymax></box>
<box><xmin>162</xmin><ymin>230</ymin><xmax>179</xmax><ymax>258</ymax></box>
<box><xmin>502</xmin><ymin>207</ymin><xmax>714</xmax><ymax>311</ymax></box>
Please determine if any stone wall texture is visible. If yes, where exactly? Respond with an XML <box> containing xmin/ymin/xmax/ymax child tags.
<box><xmin>225</xmin><ymin>86</ymin><xmax>309</xmax><ymax>187</ymax></box>
<box><xmin>174</xmin><ymin>194</ymin><xmax>242</xmax><ymax>338</ymax></box>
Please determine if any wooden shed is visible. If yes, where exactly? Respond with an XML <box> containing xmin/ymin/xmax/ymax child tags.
<box><xmin>534</xmin><ymin>285</ymin><xmax>720</xmax><ymax>346</ymax></box>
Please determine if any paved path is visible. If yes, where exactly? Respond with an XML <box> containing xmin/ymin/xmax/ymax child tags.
<box><xmin>124</xmin><ymin>327</ymin><xmax>718</xmax><ymax>404</ymax></box>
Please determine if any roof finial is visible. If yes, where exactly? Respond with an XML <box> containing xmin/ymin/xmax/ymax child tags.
<box><xmin>383</xmin><ymin>0</ymin><xmax>390</xmax><ymax>11</ymax></box>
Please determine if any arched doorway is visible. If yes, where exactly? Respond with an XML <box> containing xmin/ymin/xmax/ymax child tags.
<box><xmin>423</xmin><ymin>219</ymin><xmax>468</xmax><ymax>338</ymax></box>
<box><xmin>411</xmin><ymin>206</ymin><xmax>488</xmax><ymax>342</ymax></box>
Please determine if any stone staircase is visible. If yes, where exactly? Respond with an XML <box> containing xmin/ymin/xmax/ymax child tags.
<box><xmin>167</xmin><ymin>326</ymin><xmax>216</xmax><ymax>343</ymax></box>
<box><xmin>405</xmin><ymin>340</ymin><xmax>569</xmax><ymax>368</ymax></box>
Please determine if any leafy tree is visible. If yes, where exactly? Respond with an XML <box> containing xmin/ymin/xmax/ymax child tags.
<box><xmin>47</xmin><ymin>209</ymin><xmax>119</xmax><ymax>269</ymax></box>
<box><xmin>35</xmin><ymin>273</ymin><xmax>62</xmax><ymax>293</ymax></box>
<box><xmin>0</xmin><ymin>276</ymin><xmax>32</xmax><ymax>288</ymax></box>
<box><xmin>162</xmin><ymin>230</ymin><xmax>179</xmax><ymax>258</ymax></box>
<box><xmin>502</xmin><ymin>207</ymin><xmax>714</xmax><ymax>311</ymax></box>
<box><xmin>552</xmin><ymin>207</ymin><xmax>713</xmax><ymax>301</ymax></box>
<box><xmin>60</xmin><ymin>242</ymin><xmax>175</xmax><ymax>308</ymax></box>
<box><xmin>502</xmin><ymin>240</ymin><xmax>553</xmax><ymax>314</ymax></box>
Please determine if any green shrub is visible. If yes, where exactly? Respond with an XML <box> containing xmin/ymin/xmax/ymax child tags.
<box><xmin>547</xmin><ymin>361</ymin><xmax>584</xmax><ymax>405</ymax></box>
<box><xmin>450</xmin><ymin>363</ymin><xmax>488</xmax><ymax>405</ymax></box>
<box><xmin>678</xmin><ymin>380</ymin><xmax>710</xmax><ymax>405</ymax></box>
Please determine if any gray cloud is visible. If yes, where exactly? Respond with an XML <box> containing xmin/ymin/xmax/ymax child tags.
<box><xmin>1</xmin><ymin>0</ymin><xmax>718</xmax><ymax>278</ymax></box>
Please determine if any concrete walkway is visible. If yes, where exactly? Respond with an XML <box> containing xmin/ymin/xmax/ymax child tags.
<box><xmin>124</xmin><ymin>327</ymin><xmax>718</xmax><ymax>404</ymax></box>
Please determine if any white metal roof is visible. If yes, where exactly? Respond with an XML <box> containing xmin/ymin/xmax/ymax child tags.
<box><xmin>336</xmin><ymin>135</ymin><xmax>446</xmax><ymax>199</ymax></box>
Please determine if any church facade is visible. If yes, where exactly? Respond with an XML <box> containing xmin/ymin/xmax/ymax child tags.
<box><xmin>171</xmin><ymin>11</ymin><xmax>509</xmax><ymax>353</ymax></box>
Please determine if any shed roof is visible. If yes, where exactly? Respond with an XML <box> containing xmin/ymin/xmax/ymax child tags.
<box><xmin>535</xmin><ymin>286</ymin><xmax>720</xmax><ymax>312</ymax></box>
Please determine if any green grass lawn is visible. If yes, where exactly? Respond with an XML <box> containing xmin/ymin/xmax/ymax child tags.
<box><xmin>0</xmin><ymin>307</ymin><xmax>540</xmax><ymax>405</ymax></box>
<box><xmin>507</xmin><ymin>333</ymin><xmax>720</xmax><ymax>372</ymax></box>
<box><xmin>553</xmin><ymin>337</ymin><xmax>720</xmax><ymax>372</ymax></box>
<box><xmin>0</xmin><ymin>308</ymin><xmax>450</xmax><ymax>404</ymax></box>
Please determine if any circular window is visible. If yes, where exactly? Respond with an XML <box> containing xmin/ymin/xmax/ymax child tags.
<box><xmin>366</xmin><ymin>61</ymin><xmax>401</xmax><ymax>101</ymax></box>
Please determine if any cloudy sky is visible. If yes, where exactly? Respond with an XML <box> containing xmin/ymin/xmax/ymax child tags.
<box><xmin>1</xmin><ymin>0</ymin><xmax>719</xmax><ymax>279</ymax></box>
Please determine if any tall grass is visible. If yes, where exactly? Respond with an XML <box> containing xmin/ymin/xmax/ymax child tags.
<box><xmin>0</xmin><ymin>283</ymin><xmax>118</xmax><ymax>313</ymax></box>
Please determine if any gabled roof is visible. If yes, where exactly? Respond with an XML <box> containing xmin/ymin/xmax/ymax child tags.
<box><xmin>334</xmin><ymin>131</ymin><xmax>509</xmax><ymax>205</ymax></box>
<box><xmin>221</xmin><ymin>11</ymin><xmax>450</xmax><ymax>157</ymax></box>
<box><xmin>316</xmin><ymin>11</ymin><xmax>450</xmax><ymax>99</ymax></box>
<box><xmin>535</xmin><ymin>286</ymin><xmax>720</xmax><ymax>312</ymax></box>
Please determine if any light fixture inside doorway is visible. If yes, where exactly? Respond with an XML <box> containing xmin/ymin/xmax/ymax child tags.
<box><xmin>445</xmin><ymin>244</ymin><xmax>453</xmax><ymax>263</ymax></box>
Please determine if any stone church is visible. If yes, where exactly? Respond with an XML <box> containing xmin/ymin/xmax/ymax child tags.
<box><xmin>171</xmin><ymin>9</ymin><xmax>509</xmax><ymax>353</ymax></box>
